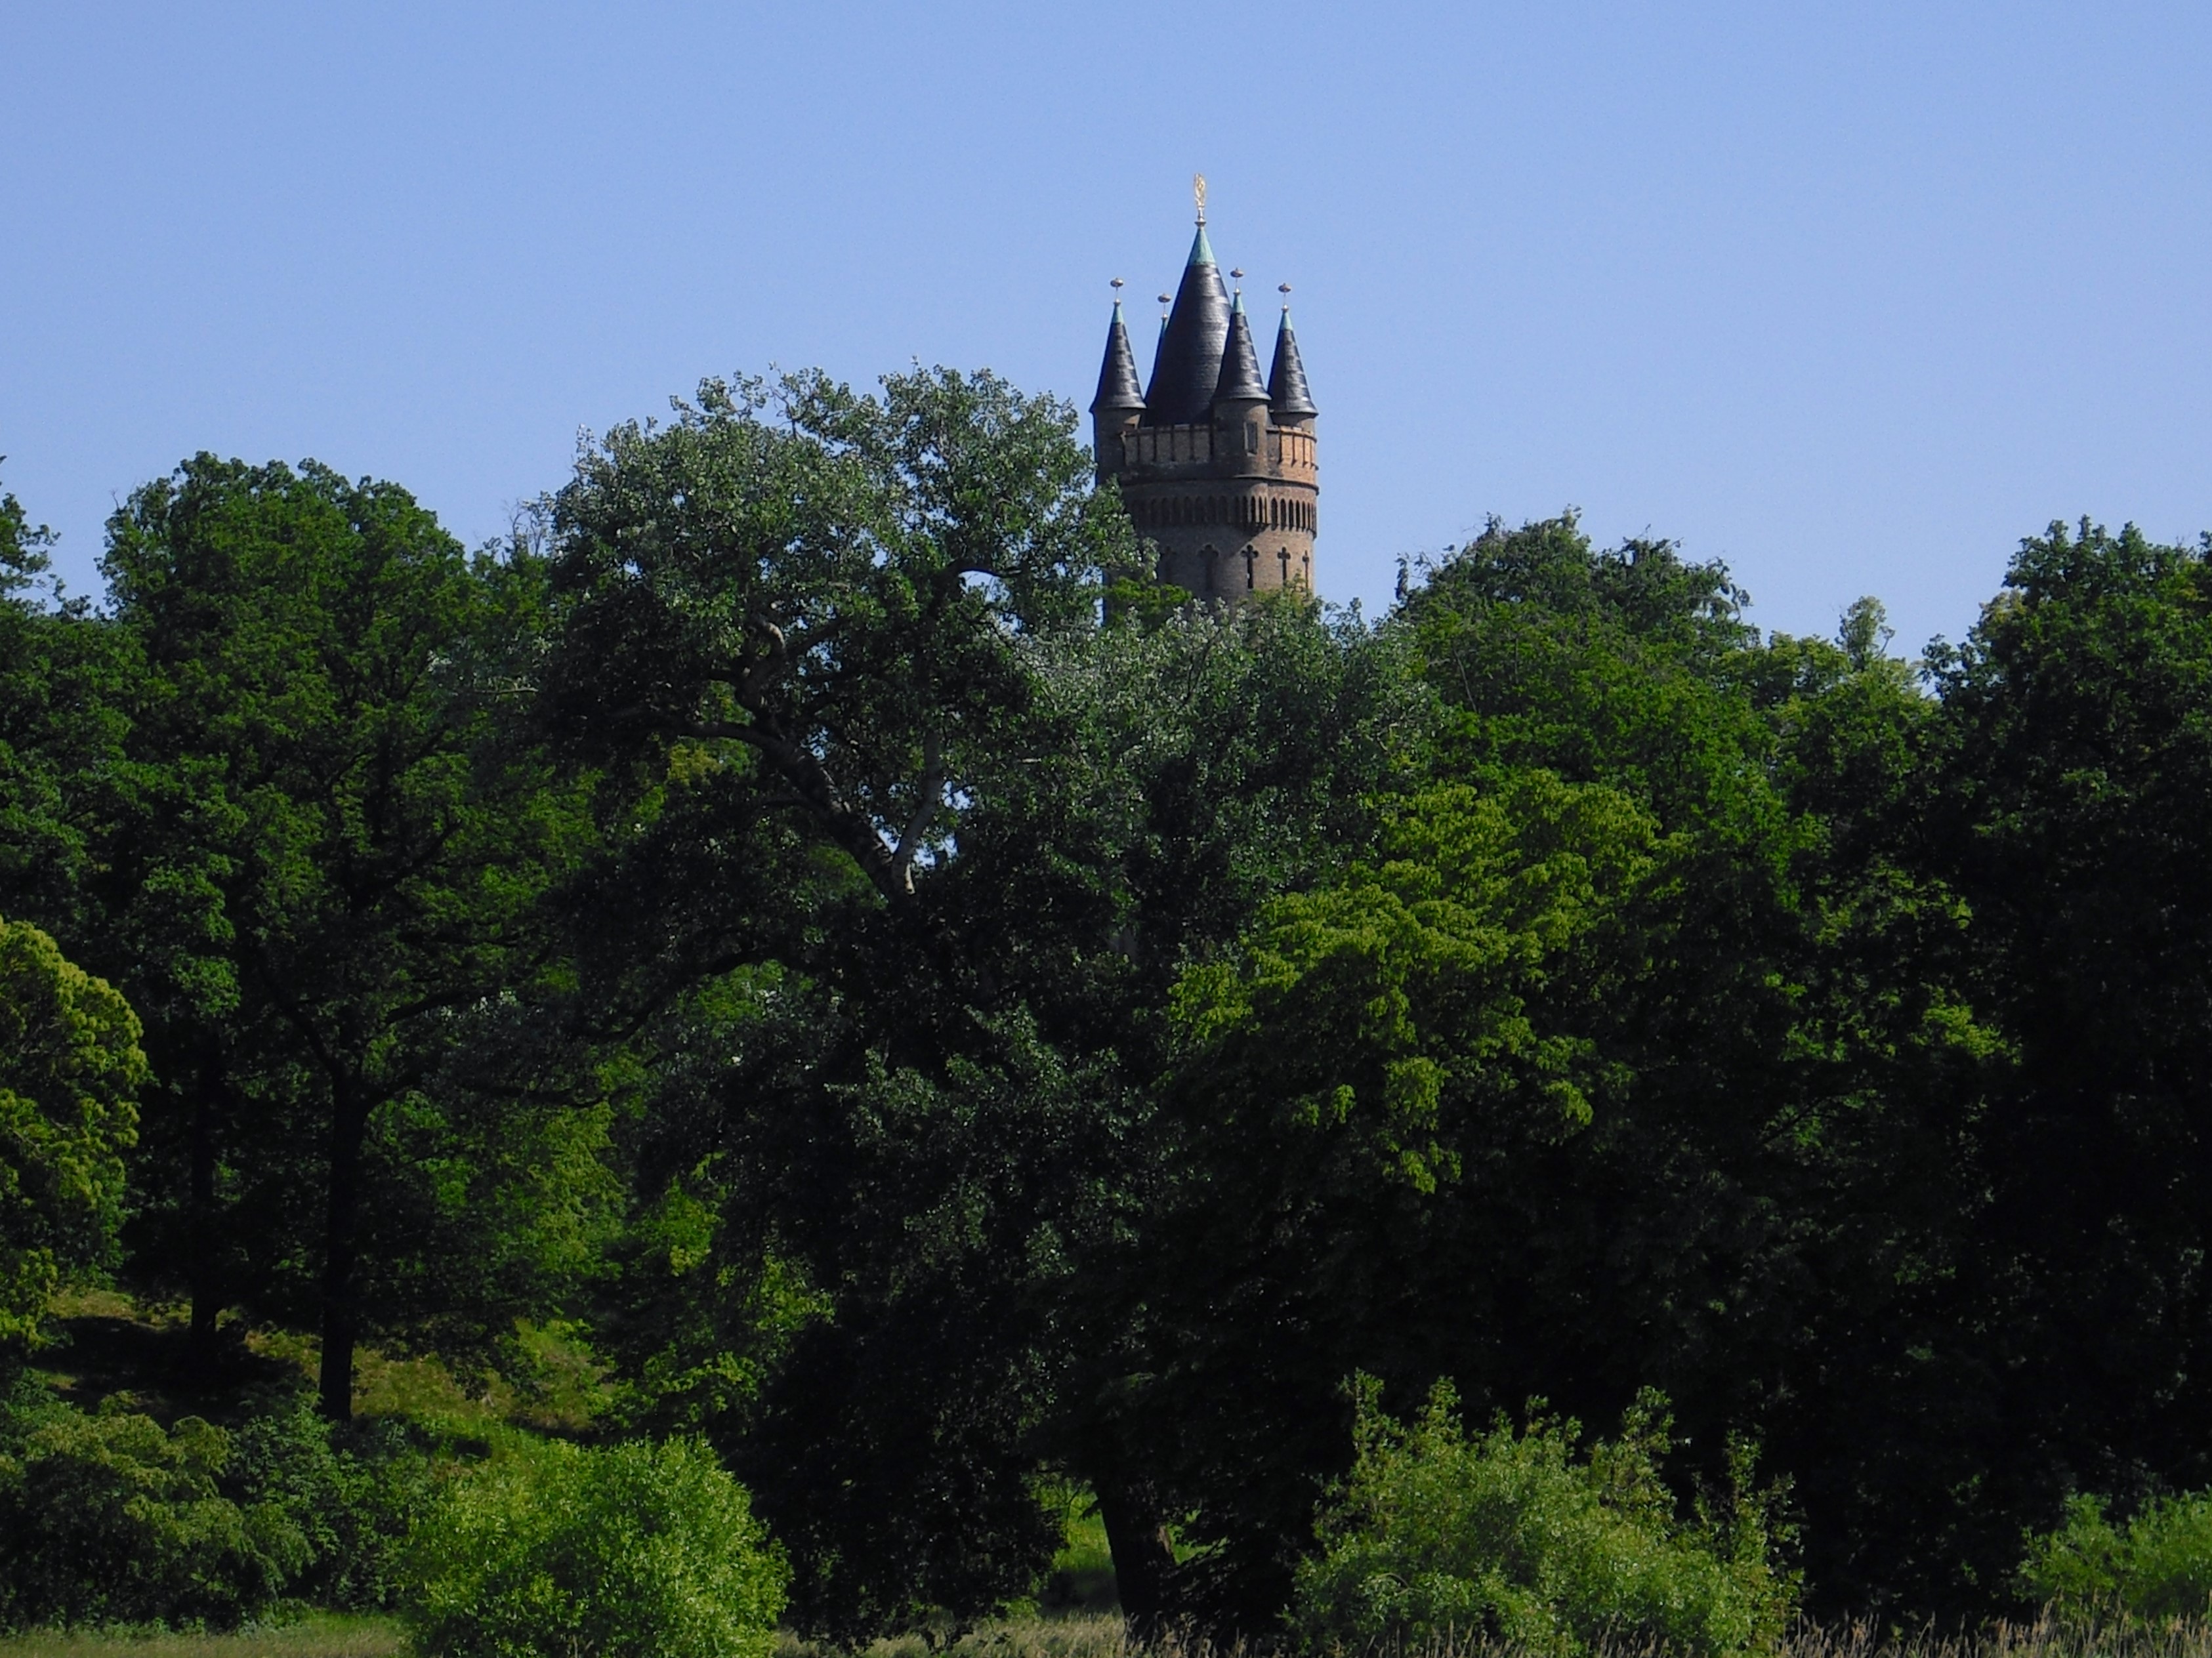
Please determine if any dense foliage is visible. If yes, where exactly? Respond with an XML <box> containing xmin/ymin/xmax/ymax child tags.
<box><xmin>1</xmin><ymin>388</ymin><xmax>2210</xmax><ymax>1644</ymax></box>
<box><xmin>401</xmin><ymin>1435</ymin><xmax>786</xmax><ymax>1658</ymax></box>
<box><xmin>2020</xmin><ymin>1491</ymin><xmax>2212</xmax><ymax>1623</ymax></box>
<box><xmin>0</xmin><ymin>1380</ymin><xmax>428</xmax><ymax>1630</ymax></box>
<box><xmin>1292</xmin><ymin>1379</ymin><xmax>1795</xmax><ymax>1657</ymax></box>
<box><xmin>0</xmin><ymin>918</ymin><xmax>144</xmax><ymax>1342</ymax></box>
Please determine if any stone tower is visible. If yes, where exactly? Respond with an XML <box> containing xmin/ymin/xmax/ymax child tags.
<box><xmin>1090</xmin><ymin>203</ymin><xmax>1318</xmax><ymax>602</ymax></box>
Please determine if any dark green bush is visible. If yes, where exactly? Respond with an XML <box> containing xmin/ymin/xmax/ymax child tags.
<box><xmin>2021</xmin><ymin>1492</ymin><xmax>2212</xmax><ymax>1621</ymax></box>
<box><xmin>225</xmin><ymin>1392</ymin><xmax>433</xmax><ymax>1609</ymax></box>
<box><xmin>400</xmin><ymin>1434</ymin><xmax>787</xmax><ymax>1658</ymax></box>
<box><xmin>0</xmin><ymin>1380</ymin><xmax>429</xmax><ymax>1628</ymax></box>
<box><xmin>0</xmin><ymin>1396</ymin><xmax>301</xmax><ymax>1628</ymax></box>
<box><xmin>1291</xmin><ymin>1379</ymin><xmax>1797</xmax><ymax>1658</ymax></box>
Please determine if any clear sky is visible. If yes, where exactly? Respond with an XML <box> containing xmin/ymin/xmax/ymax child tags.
<box><xmin>5</xmin><ymin>3</ymin><xmax>2209</xmax><ymax>654</ymax></box>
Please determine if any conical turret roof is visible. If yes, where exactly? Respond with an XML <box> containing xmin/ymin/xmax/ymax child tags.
<box><xmin>1213</xmin><ymin>291</ymin><xmax>1267</xmax><ymax>404</ymax></box>
<box><xmin>1268</xmin><ymin>306</ymin><xmax>1316</xmax><ymax>418</ymax></box>
<box><xmin>1090</xmin><ymin>301</ymin><xmax>1144</xmax><ymax>415</ymax></box>
<box><xmin>1143</xmin><ymin>224</ymin><xmax>1230</xmax><ymax>425</ymax></box>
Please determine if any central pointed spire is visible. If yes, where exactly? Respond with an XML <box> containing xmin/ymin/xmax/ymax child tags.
<box><xmin>1144</xmin><ymin>186</ymin><xmax>1231</xmax><ymax>425</ymax></box>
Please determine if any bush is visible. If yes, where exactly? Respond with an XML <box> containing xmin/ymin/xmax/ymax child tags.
<box><xmin>0</xmin><ymin>1380</ymin><xmax>430</xmax><ymax>1628</ymax></box>
<box><xmin>2020</xmin><ymin>1491</ymin><xmax>2212</xmax><ymax>1621</ymax></box>
<box><xmin>0</xmin><ymin>916</ymin><xmax>146</xmax><ymax>1346</ymax></box>
<box><xmin>225</xmin><ymin>1392</ymin><xmax>434</xmax><ymax>1610</ymax></box>
<box><xmin>401</xmin><ymin>1434</ymin><xmax>787</xmax><ymax>1658</ymax></box>
<box><xmin>0</xmin><ymin>1396</ymin><xmax>303</xmax><ymax>1628</ymax></box>
<box><xmin>1291</xmin><ymin>1379</ymin><xmax>1797</xmax><ymax>1658</ymax></box>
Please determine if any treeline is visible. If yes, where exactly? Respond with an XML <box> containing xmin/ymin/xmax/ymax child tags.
<box><xmin>5</xmin><ymin>366</ymin><xmax>2212</xmax><ymax>1636</ymax></box>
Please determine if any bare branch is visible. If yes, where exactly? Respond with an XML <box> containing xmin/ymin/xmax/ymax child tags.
<box><xmin>890</xmin><ymin>730</ymin><xmax>946</xmax><ymax>892</ymax></box>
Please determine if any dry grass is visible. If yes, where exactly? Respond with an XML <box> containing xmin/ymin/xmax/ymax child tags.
<box><xmin>1278</xmin><ymin>1621</ymin><xmax>2212</xmax><ymax>1658</ymax></box>
<box><xmin>10</xmin><ymin>1605</ymin><xmax>2212</xmax><ymax>1658</ymax></box>
<box><xmin>0</xmin><ymin>1615</ymin><xmax>404</xmax><ymax>1658</ymax></box>
<box><xmin>775</xmin><ymin>1615</ymin><xmax>2212</xmax><ymax>1658</ymax></box>
<box><xmin>1791</xmin><ymin>1619</ymin><xmax>2212</xmax><ymax>1658</ymax></box>
<box><xmin>778</xmin><ymin>1612</ymin><xmax>1132</xmax><ymax>1658</ymax></box>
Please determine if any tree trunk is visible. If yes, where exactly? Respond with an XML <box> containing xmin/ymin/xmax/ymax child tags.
<box><xmin>1096</xmin><ymin>1474</ymin><xmax>1179</xmax><ymax>1640</ymax></box>
<box><xmin>317</xmin><ymin>1087</ymin><xmax>368</xmax><ymax>1421</ymax></box>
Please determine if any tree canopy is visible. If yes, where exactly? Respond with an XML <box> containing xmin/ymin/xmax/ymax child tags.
<box><xmin>0</xmin><ymin>409</ymin><xmax>2207</xmax><ymax>1640</ymax></box>
<box><xmin>0</xmin><ymin>916</ymin><xmax>144</xmax><ymax>1344</ymax></box>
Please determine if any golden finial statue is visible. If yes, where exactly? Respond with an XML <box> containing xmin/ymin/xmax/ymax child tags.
<box><xmin>1194</xmin><ymin>172</ymin><xmax>1207</xmax><ymax>224</ymax></box>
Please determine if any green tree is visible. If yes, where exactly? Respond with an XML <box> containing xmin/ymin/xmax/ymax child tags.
<box><xmin>1142</xmin><ymin>774</ymin><xmax>1670</xmax><ymax>1620</ymax></box>
<box><xmin>1123</xmin><ymin>518</ymin><xmax>1990</xmax><ymax>1627</ymax></box>
<box><xmin>0</xmin><ymin>917</ymin><xmax>145</xmax><ymax>1343</ymax></box>
<box><xmin>539</xmin><ymin>367</ymin><xmax>1126</xmax><ymax>911</ymax></box>
<box><xmin>537</xmin><ymin>367</ymin><xmax>1132</xmax><ymax>1634</ymax></box>
<box><xmin>539</xmin><ymin>369</ymin><xmax>1429</xmax><ymax>1636</ymax></box>
<box><xmin>0</xmin><ymin>475</ymin><xmax>130</xmax><ymax>937</ymax></box>
<box><xmin>94</xmin><ymin>455</ymin><xmax>600</xmax><ymax>1416</ymax></box>
<box><xmin>1912</xmin><ymin>520</ymin><xmax>2212</xmax><ymax>1606</ymax></box>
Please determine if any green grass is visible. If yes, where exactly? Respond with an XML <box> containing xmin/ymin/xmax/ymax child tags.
<box><xmin>32</xmin><ymin>1285</ymin><xmax>606</xmax><ymax>1437</ymax></box>
<box><xmin>0</xmin><ymin>1615</ymin><xmax>404</xmax><ymax>1658</ymax></box>
<box><xmin>1038</xmin><ymin>1487</ymin><xmax>1119</xmax><ymax>1615</ymax></box>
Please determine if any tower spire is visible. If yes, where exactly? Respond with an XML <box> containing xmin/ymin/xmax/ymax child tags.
<box><xmin>1268</xmin><ymin>283</ymin><xmax>1317</xmax><ymax>419</ymax></box>
<box><xmin>1145</xmin><ymin>184</ymin><xmax>1230</xmax><ymax>425</ymax></box>
<box><xmin>1213</xmin><ymin>287</ymin><xmax>1267</xmax><ymax>405</ymax></box>
<box><xmin>1090</xmin><ymin>279</ymin><xmax>1144</xmax><ymax>416</ymax></box>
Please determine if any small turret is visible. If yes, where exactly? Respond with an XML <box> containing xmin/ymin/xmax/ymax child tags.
<box><xmin>1212</xmin><ymin>281</ymin><xmax>1270</xmax><ymax>475</ymax></box>
<box><xmin>1089</xmin><ymin>282</ymin><xmax>1145</xmax><ymax>484</ymax></box>
<box><xmin>1268</xmin><ymin>288</ymin><xmax>1316</xmax><ymax>425</ymax></box>
<box><xmin>1213</xmin><ymin>287</ymin><xmax>1268</xmax><ymax>404</ymax></box>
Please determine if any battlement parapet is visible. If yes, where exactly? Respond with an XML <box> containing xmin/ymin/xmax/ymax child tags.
<box><xmin>1116</xmin><ymin>422</ymin><xmax>1317</xmax><ymax>478</ymax></box>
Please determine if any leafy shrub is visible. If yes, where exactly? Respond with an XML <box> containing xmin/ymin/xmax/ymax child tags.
<box><xmin>0</xmin><ymin>1380</ymin><xmax>430</xmax><ymax>1628</ymax></box>
<box><xmin>2020</xmin><ymin>1492</ymin><xmax>2212</xmax><ymax>1621</ymax></box>
<box><xmin>401</xmin><ymin>1434</ymin><xmax>787</xmax><ymax>1658</ymax></box>
<box><xmin>0</xmin><ymin>916</ymin><xmax>146</xmax><ymax>1345</ymax></box>
<box><xmin>1291</xmin><ymin>1378</ymin><xmax>1797</xmax><ymax>1658</ymax></box>
<box><xmin>0</xmin><ymin>1396</ymin><xmax>303</xmax><ymax>1628</ymax></box>
<box><xmin>226</xmin><ymin>1392</ymin><xmax>434</xmax><ymax>1610</ymax></box>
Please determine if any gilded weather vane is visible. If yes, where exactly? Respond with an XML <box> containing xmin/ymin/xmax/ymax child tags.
<box><xmin>1194</xmin><ymin>172</ymin><xmax>1207</xmax><ymax>224</ymax></box>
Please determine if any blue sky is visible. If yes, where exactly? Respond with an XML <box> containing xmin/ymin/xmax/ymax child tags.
<box><xmin>4</xmin><ymin>3</ymin><xmax>2208</xmax><ymax>653</ymax></box>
